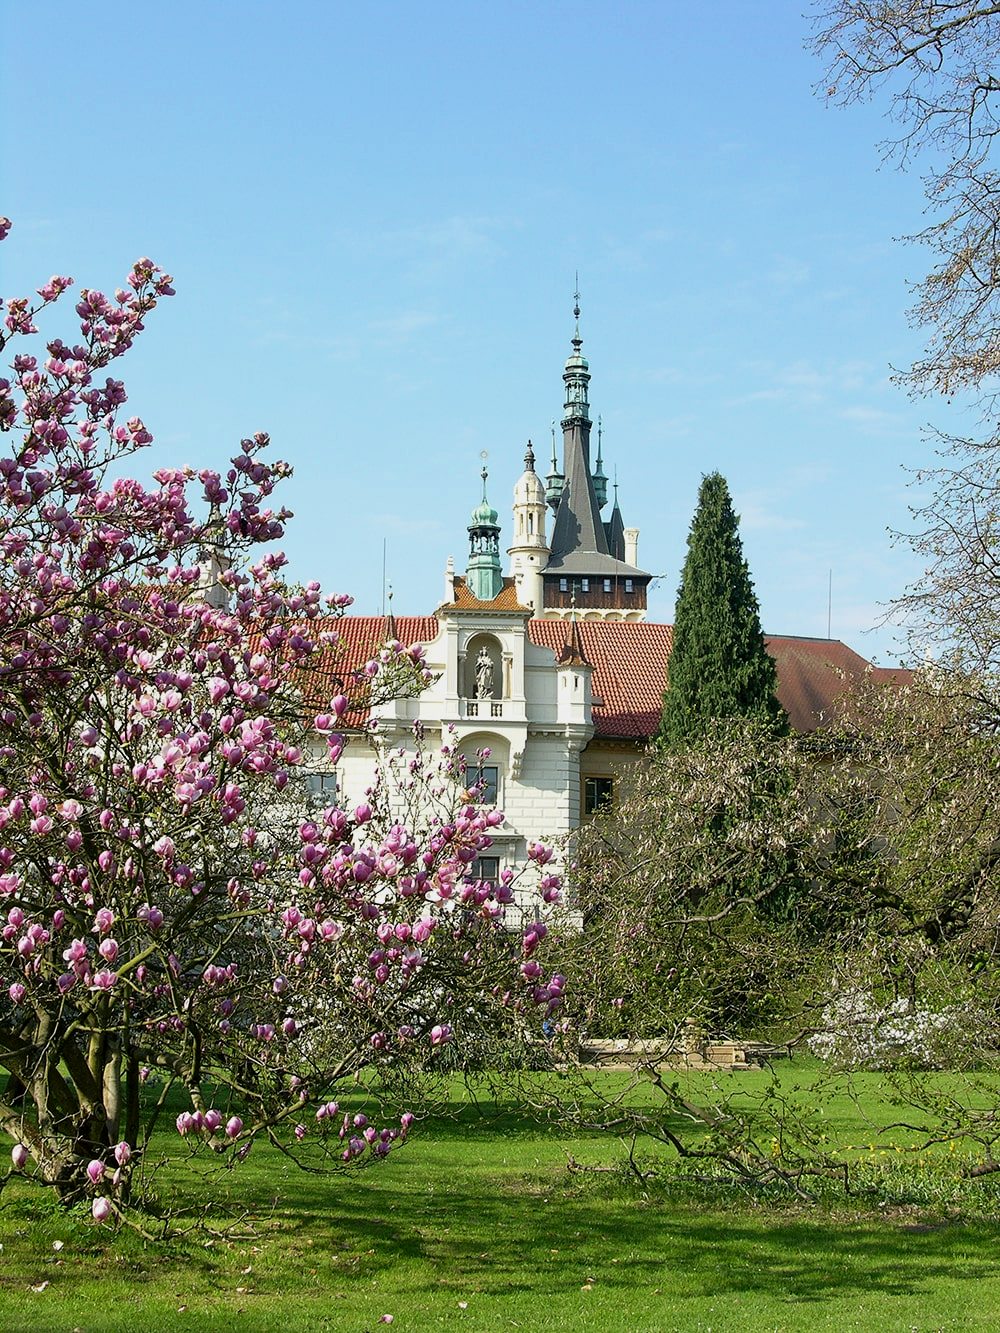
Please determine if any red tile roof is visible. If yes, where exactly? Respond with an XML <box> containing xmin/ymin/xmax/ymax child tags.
<box><xmin>289</xmin><ymin>616</ymin><xmax>439</xmax><ymax>725</ymax></box>
<box><xmin>445</xmin><ymin>577</ymin><xmax>531</xmax><ymax>613</ymax></box>
<box><xmin>526</xmin><ymin>620</ymin><xmax>670</xmax><ymax>738</ymax></box>
<box><xmin>329</xmin><ymin>615</ymin><xmax>440</xmax><ymax>663</ymax></box>
<box><xmin>302</xmin><ymin>615</ymin><xmax>909</xmax><ymax>740</ymax></box>
<box><xmin>527</xmin><ymin>622</ymin><xmax>909</xmax><ymax>738</ymax></box>
<box><xmin>765</xmin><ymin>635</ymin><xmax>884</xmax><ymax>737</ymax></box>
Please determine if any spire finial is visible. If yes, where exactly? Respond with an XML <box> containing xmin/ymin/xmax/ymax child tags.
<box><xmin>546</xmin><ymin>421</ymin><xmax>565</xmax><ymax>512</ymax></box>
<box><xmin>592</xmin><ymin>413</ymin><xmax>608</xmax><ymax>509</ymax></box>
<box><xmin>524</xmin><ymin>439</ymin><xmax>535</xmax><ymax>471</ymax></box>
<box><xmin>467</xmin><ymin>450</ymin><xmax>502</xmax><ymax>600</ymax></box>
<box><xmin>573</xmin><ymin>274</ymin><xmax>581</xmax><ymax>346</ymax></box>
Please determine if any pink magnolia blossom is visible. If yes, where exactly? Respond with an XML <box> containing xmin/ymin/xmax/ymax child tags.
<box><xmin>0</xmin><ymin>222</ymin><xmax>564</xmax><ymax>1217</ymax></box>
<box><xmin>92</xmin><ymin>908</ymin><xmax>114</xmax><ymax>935</ymax></box>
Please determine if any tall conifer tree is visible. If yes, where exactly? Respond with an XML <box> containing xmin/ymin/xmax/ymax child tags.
<box><xmin>660</xmin><ymin>472</ymin><xmax>786</xmax><ymax>744</ymax></box>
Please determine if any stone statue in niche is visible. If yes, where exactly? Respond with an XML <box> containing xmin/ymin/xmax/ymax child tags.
<box><xmin>475</xmin><ymin>647</ymin><xmax>494</xmax><ymax>699</ymax></box>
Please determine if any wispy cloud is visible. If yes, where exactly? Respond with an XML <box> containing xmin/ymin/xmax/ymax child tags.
<box><xmin>330</xmin><ymin>214</ymin><xmax>518</xmax><ymax>276</ymax></box>
<box><xmin>733</xmin><ymin>487</ymin><xmax>807</xmax><ymax>533</ymax></box>
<box><xmin>646</xmin><ymin>413</ymin><xmax>698</xmax><ymax>441</ymax></box>
<box><xmin>766</xmin><ymin>256</ymin><xmax>811</xmax><ymax>287</ymax></box>
<box><xmin>729</xmin><ymin>357</ymin><xmax>875</xmax><ymax>408</ymax></box>
<box><xmin>372</xmin><ymin>512</ymin><xmax>446</xmax><ymax>538</ymax></box>
<box><xmin>838</xmin><ymin>403</ymin><xmax>906</xmax><ymax>434</ymax></box>
<box><xmin>605</xmin><ymin>226</ymin><xmax>676</xmax><ymax>272</ymax></box>
<box><xmin>368</xmin><ymin>310</ymin><xmax>441</xmax><ymax>342</ymax></box>
<box><xmin>787</xmin><ymin>462</ymin><xmax>835</xmax><ymax>487</ymax></box>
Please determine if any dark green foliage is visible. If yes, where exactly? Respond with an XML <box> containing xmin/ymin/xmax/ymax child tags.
<box><xmin>568</xmin><ymin>720</ymin><xmax>838</xmax><ymax>1040</ymax></box>
<box><xmin>661</xmin><ymin>472</ymin><xmax>786</xmax><ymax>744</ymax></box>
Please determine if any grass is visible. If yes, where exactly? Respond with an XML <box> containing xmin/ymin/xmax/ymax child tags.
<box><xmin>2</xmin><ymin>1062</ymin><xmax>1000</xmax><ymax>1331</ymax></box>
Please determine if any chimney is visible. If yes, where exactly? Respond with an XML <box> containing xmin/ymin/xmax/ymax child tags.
<box><xmin>624</xmin><ymin>527</ymin><xmax>639</xmax><ymax>567</ymax></box>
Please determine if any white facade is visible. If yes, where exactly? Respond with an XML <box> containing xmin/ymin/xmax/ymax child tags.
<box><xmin>300</xmin><ymin>315</ymin><xmax>652</xmax><ymax>914</ymax></box>
<box><xmin>326</xmin><ymin>589</ymin><xmax>597</xmax><ymax>922</ymax></box>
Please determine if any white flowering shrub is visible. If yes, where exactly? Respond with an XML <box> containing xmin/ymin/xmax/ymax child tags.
<box><xmin>809</xmin><ymin>988</ymin><xmax>984</xmax><ymax>1070</ymax></box>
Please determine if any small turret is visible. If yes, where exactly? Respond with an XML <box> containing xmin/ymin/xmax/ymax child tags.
<box><xmin>592</xmin><ymin>415</ymin><xmax>608</xmax><ymax>510</ymax></box>
<box><xmin>196</xmin><ymin>501</ymin><xmax>230</xmax><ymax>609</ymax></box>
<box><xmin>544</xmin><ymin>420</ymin><xmax>564</xmax><ymax>512</ymax></box>
<box><xmin>561</xmin><ymin>286</ymin><xmax>591</xmax><ymax>428</ymax></box>
<box><xmin>508</xmin><ymin>440</ymin><xmax>549</xmax><ymax>612</ymax></box>
<box><xmin>604</xmin><ymin>475</ymin><xmax>625</xmax><ymax>560</ymax></box>
<box><xmin>466</xmin><ymin>459</ymin><xmax>503</xmax><ymax>602</ymax></box>
<box><xmin>555</xmin><ymin>613</ymin><xmax>594</xmax><ymax>728</ymax></box>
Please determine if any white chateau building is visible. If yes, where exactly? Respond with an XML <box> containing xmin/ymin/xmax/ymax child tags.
<box><xmin>316</xmin><ymin>306</ymin><xmax>901</xmax><ymax>919</ymax></box>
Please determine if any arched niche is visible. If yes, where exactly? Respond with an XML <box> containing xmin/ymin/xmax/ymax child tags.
<box><xmin>463</xmin><ymin>632</ymin><xmax>504</xmax><ymax>700</ymax></box>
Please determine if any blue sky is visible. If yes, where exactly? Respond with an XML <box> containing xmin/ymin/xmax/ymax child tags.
<box><xmin>2</xmin><ymin>1</ymin><xmax>957</xmax><ymax>662</ymax></box>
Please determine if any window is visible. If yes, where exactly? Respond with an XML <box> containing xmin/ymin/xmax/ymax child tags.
<box><xmin>306</xmin><ymin>772</ymin><xmax>338</xmax><ymax>799</ymax></box>
<box><xmin>467</xmin><ymin>855</ymin><xmax>500</xmax><ymax>885</ymax></box>
<box><xmin>559</xmin><ymin>578</ymin><xmax>568</xmax><ymax>593</ymax></box>
<box><xmin>603</xmin><ymin>578</ymin><xmax>612</xmax><ymax>593</ymax></box>
<box><xmin>583</xmin><ymin>776</ymin><xmax>614</xmax><ymax>816</ymax></box>
<box><xmin>581</xmin><ymin>578</ymin><xmax>589</xmax><ymax>593</ymax></box>
<box><xmin>466</xmin><ymin>763</ymin><xmax>499</xmax><ymax>805</ymax></box>
<box><xmin>624</xmin><ymin>578</ymin><xmax>634</xmax><ymax>593</ymax></box>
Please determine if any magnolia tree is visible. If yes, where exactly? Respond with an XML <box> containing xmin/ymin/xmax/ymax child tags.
<box><xmin>0</xmin><ymin>222</ymin><xmax>564</xmax><ymax>1222</ymax></box>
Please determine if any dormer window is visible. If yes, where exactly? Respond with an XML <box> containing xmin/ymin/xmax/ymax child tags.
<box><xmin>581</xmin><ymin>578</ymin><xmax>589</xmax><ymax>593</ymax></box>
<box><xmin>625</xmin><ymin>578</ymin><xmax>634</xmax><ymax>593</ymax></box>
<box><xmin>559</xmin><ymin>578</ymin><xmax>568</xmax><ymax>593</ymax></box>
<box><xmin>604</xmin><ymin>578</ymin><xmax>612</xmax><ymax>593</ymax></box>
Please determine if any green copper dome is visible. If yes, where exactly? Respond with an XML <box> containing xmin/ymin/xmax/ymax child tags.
<box><xmin>469</xmin><ymin>464</ymin><xmax>499</xmax><ymax>529</ymax></box>
<box><xmin>562</xmin><ymin>290</ymin><xmax>591</xmax><ymax>424</ymax></box>
<box><xmin>470</xmin><ymin>496</ymin><xmax>499</xmax><ymax>527</ymax></box>
<box><xmin>465</xmin><ymin>463</ymin><xmax>504</xmax><ymax>601</ymax></box>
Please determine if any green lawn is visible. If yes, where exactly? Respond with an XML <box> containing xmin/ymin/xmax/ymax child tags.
<box><xmin>2</xmin><ymin>1063</ymin><xmax>999</xmax><ymax>1332</ymax></box>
